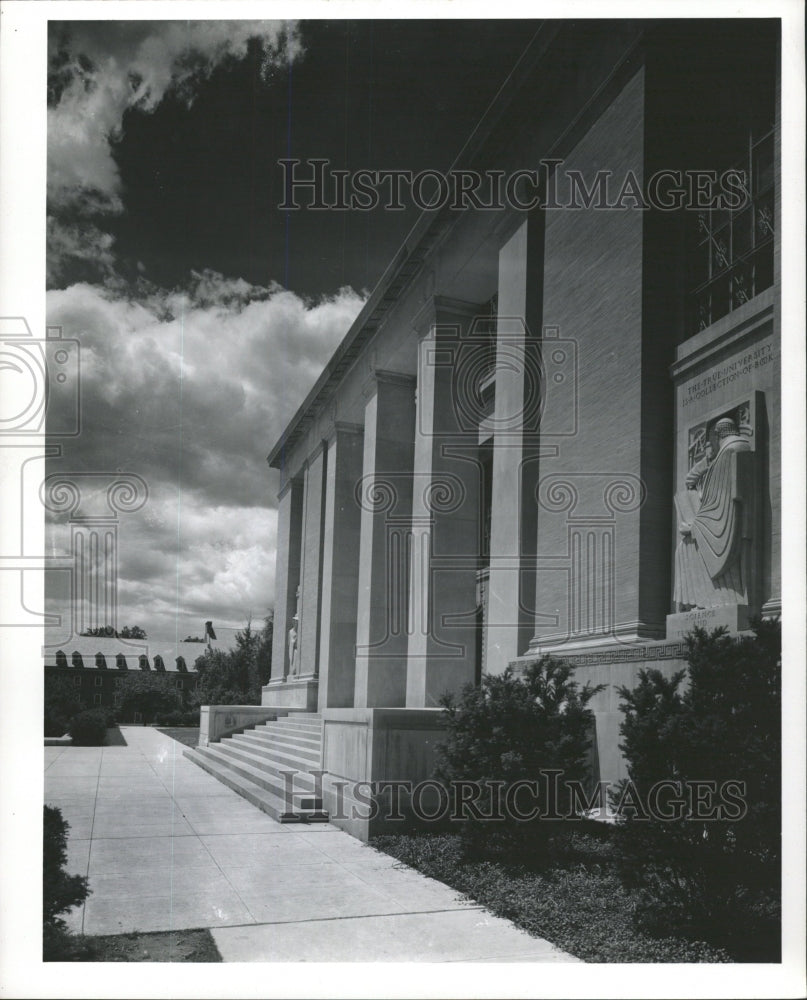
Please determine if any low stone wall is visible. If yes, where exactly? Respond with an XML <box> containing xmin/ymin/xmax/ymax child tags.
<box><xmin>198</xmin><ymin>705</ymin><xmax>284</xmax><ymax>746</ymax></box>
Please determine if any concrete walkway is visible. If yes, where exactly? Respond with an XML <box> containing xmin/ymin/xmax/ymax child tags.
<box><xmin>45</xmin><ymin>726</ymin><xmax>578</xmax><ymax>962</ymax></box>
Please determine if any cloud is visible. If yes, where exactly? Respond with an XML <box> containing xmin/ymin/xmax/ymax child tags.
<box><xmin>46</xmin><ymin>21</ymin><xmax>302</xmax><ymax>285</ymax></box>
<box><xmin>42</xmin><ymin>20</ymin><xmax>352</xmax><ymax>643</ymax></box>
<box><xmin>48</xmin><ymin>20</ymin><xmax>302</xmax><ymax>213</ymax></box>
<box><xmin>46</xmin><ymin>217</ymin><xmax>117</xmax><ymax>287</ymax></box>
<box><xmin>45</xmin><ymin>272</ymin><xmax>365</xmax><ymax>639</ymax></box>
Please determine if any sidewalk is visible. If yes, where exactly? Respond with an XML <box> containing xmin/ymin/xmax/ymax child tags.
<box><xmin>45</xmin><ymin>726</ymin><xmax>578</xmax><ymax>962</ymax></box>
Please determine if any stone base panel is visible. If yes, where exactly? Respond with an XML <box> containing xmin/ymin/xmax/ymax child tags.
<box><xmin>262</xmin><ymin>676</ymin><xmax>319</xmax><ymax>712</ymax></box>
<box><xmin>514</xmin><ymin>637</ymin><xmax>690</xmax><ymax>669</ymax></box>
<box><xmin>666</xmin><ymin>603</ymin><xmax>750</xmax><ymax>640</ymax></box>
<box><xmin>321</xmin><ymin>708</ymin><xmax>449</xmax><ymax>841</ymax></box>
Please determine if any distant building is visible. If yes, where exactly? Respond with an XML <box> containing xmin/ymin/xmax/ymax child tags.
<box><xmin>43</xmin><ymin>637</ymin><xmax>222</xmax><ymax>720</ymax></box>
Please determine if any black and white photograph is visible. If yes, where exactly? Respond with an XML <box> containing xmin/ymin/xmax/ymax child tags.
<box><xmin>0</xmin><ymin>1</ymin><xmax>804</xmax><ymax>996</ymax></box>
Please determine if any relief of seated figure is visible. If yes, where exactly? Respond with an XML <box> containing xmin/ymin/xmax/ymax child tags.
<box><xmin>673</xmin><ymin>417</ymin><xmax>755</xmax><ymax>611</ymax></box>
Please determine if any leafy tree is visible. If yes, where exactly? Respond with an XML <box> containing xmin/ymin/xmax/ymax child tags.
<box><xmin>434</xmin><ymin>656</ymin><xmax>604</xmax><ymax>858</ymax></box>
<box><xmin>116</xmin><ymin>671</ymin><xmax>181</xmax><ymax>723</ymax></box>
<box><xmin>68</xmin><ymin>708</ymin><xmax>110</xmax><ymax>745</ymax></box>
<box><xmin>255</xmin><ymin>612</ymin><xmax>274</xmax><ymax>687</ymax></box>
<box><xmin>119</xmin><ymin>625</ymin><xmax>147</xmax><ymax>639</ymax></box>
<box><xmin>78</xmin><ymin>624</ymin><xmax>147</xmax><ymax>638</ymax></box>
<box><xmin>194</xmin><ymin>616</ymin><xmax>273</xmax><ymax>705</ymax></box>
<box><xmin>43</xmin><ymin>806</ymin><xmax>90</xmax><ymax>959</ymax></box>
<box><xmin>613</xmin><ymin>619</ymin><xmax>781</xmax><ymax>960</ymax></box>
<box><xmin>194</xmin><ymin>646</ymin><xmax>247</xmax><ymax>705</ymax></box>
<box><xmin>240</xmin><ymin>620</ymin><xmax>261</xmax><ymax>701</ymax></box>
<box><xmin>44</xmin><ymin>672</ymin><xmax>82</xmax><ymax>737</ymax></box>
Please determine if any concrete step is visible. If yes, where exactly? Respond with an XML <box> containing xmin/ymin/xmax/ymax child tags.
<box><xmin>183</xmin><ymin>748</ymin><xmax>328</xmax><ymax>822</ymax></box>
<box><xmin>244</xmin><ymin>728</ymin><xmax>321</xmax><ymax>754</ymax></box>
<box><xmin>256</xmin><ymin>719</ymin><xmax>322</xmax><ymax>737</ymax></box>
<box><xmin>198</xmin><ymin>745</ymin><xmax>322</xmax><ymax>803</ymax></box>
<box><xmin>217</xmin><ymin>740</ymin><xmax>323</xmax><ymax>790</ymax></box>
<box><xmin>183</xmin><ymin>710</ymin><xmax>329</xmax><ymax>823</ymax></box>
<box><xmin>253</xmin><ymin>722</ymin><xmax>322</xmax><ymax>744</ymax></box>
<box><xmin>228</xmin><ymin>733</ymin><xmax>320</xmax><ymax>768</ymax></box>
<box><xmin>232</xmin><ymin>734</ymin><xmax>321</xmax><ymax>770</ymax></box>
<box><xmin>257</xmin><ymin>733</ymin><xmax>321</xmax><ymax>755</ymax></box>
<box><xmin>271</xmin><ymin>717</ymin><xmax>323</xmax><ymax>732</ymax></box>
<box><xmin>185</xmin><ymin>746</ymin><xmax>328</xmax><ymax>821</ymax></box>
<box><xmin>266</xmin><ymin>715</ymin><xmax>322</xmax><ymax>730</ymax></box>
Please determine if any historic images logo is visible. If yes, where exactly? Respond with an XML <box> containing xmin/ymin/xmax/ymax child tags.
<box><xmin>276</xmin><ymin>770</ymin><xmax>749</xmax><ymax>824</ymax></box>
<box><xmin>278</xmin><ymin>158</ymin><xmax>749</xmax><ymax>213</ymax></box>
<box><xmin>0</xmin><ymin>321</ymin><xmax>81</xmax><ymax>438</ymax></box>
<box><xmin>1</xmin><ymin>319</ymin><xmax>82</xmax><ymax>630</ymax></box>
<box><xmin>0</xmin><ymin>316</ymin><xmax>148</xmax><ymax>638</ymax></box>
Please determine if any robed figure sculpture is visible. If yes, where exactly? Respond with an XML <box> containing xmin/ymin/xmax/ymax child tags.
<box><xmin>288</xmin><ymin>585</ymin><xmax>301</xmax><ymax>676</ymax></box>
<box><xmin>674</xmin><ymin>417</ymin><xmax>755</xmax><ymax>611</ymax></box>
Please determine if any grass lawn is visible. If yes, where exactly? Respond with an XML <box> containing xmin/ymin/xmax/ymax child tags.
<box><xmin>45</xmin><ymin>928</ymin><xmax>221</xmax><ymax>962</ymax></box>
<box><xmin>371</xmin><ymin>830</ymin><xmax>733</xmax><ymax>963</ymax></box>
<box><xmin>156</xmin><ymin>727</ymin><xmax>200</xmax><ymax>749</ymax></box>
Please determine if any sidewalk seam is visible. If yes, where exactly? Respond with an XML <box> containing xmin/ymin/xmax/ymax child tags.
<box><xmin>208</xmin><ymin>905</ymin><xmax>486</xmax><ymax>930</ymax></box>
<box><xmin>81</xmin><ymin>747</ymin><xmax>104</xmax><ymax>934</ymax></box>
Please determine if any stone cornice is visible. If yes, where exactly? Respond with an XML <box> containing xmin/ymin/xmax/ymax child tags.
<box><xmin>335</xmin><ymin>420</ymin><xmax>365</xmax><ymax>435</ymax></box>
<box><xmin>277</xmin><ymin>475</ymin><xmax>301</xmax><ymax>501</ymax></box>
<box><xmin>324</xmin><ymin>420</ymin><xmax>364</xmax><ymax>443</ymax></box>
<box><xmin>412</xmin><ymin>295</ymin><xmax>482</xmax><ymax>338</ymax></box>
<box><xmin>362</xmin><ymin>369</ymin><xmax>417</xmax><ymax>400</ymax></box>
<box><xmin>303</xmin><ymin>438</ymin><xmax>327</xmax><ymax>468</ymax></box>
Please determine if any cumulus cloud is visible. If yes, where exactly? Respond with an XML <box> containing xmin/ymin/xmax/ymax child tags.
<box><xmin>47</xmin><ymin>20</ymin><xmax>302</xmax><ymax>285</ymax></box>
<box><xmin>46</xmin><ymin>217</ymin><xmax>117</xmax><ymax>287</ymax></box>
<box><xmin>45</xmin><ymin>272</ymin><xmax>365</xmax><ymax>639</ymax></box>
<box><xmin>42</xmin><ymin>20</ymin><xmax>357</xmax><ymax>641</ymax></box>
<box><xmin>48</xmin><ymin>20</ymin><xmax>301</xmax><ymax>213</ymax></box>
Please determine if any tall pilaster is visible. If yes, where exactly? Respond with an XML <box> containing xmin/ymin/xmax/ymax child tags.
<box><xmin>354</xmin><ymin>371</ymin><xmax>416</xmax><ymax>708</ymax></box>
<box><xmin>317</xmin><ymin>422</ymin><xmax>364</xmax><ymax>710</ymax></box>
<box><xmin>485</xmin><ymin>217</ymin><xmax>545</xmax><ymax>673</ymax></box>
<box><xmin>297</xmin><ymin>443</ymin><xmax>327</xmax><ymax>678</ymax></box>
<box><xmin>406</xmin><ymin>298</ymin><xmax>482</xmax><ymax>708</ymax></box>
<box><xmin>268</xmin><ymin>476</ymin><xmax>303</xmax><ymax>683</ymax></box>
<box><xmin>527</xmin><ymin>68</ymin><xmax>665</xmax><ymax>649</ymax></box>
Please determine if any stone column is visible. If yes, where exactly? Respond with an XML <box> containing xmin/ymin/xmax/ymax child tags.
<box><xmin>485</xmin><ymin>217</ymin><xmax>544</xmax><ymax>673</ymax></box>
<box><xmin>354</xmin><ymin>371</ymin><xmax>416</xmax><ymax>708</ymax></box>
<box><xmin>268</xmin><ymin>477</ymin><xmax>303</xmax><ymax>684</ymax></box>
<box><xmin>297</xmin><ymin>443</ymin><xmax>327</xmax><ymax>678</ymax></box>
<box><xmin>406</xmin><ymin>298</ymin><xmax>482</xmax><ymax>708</ymax></box>
<box><xmin>317</xmin><ymin>422</ymin><xmax>364</xmax><ymax>710</ymax></box>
